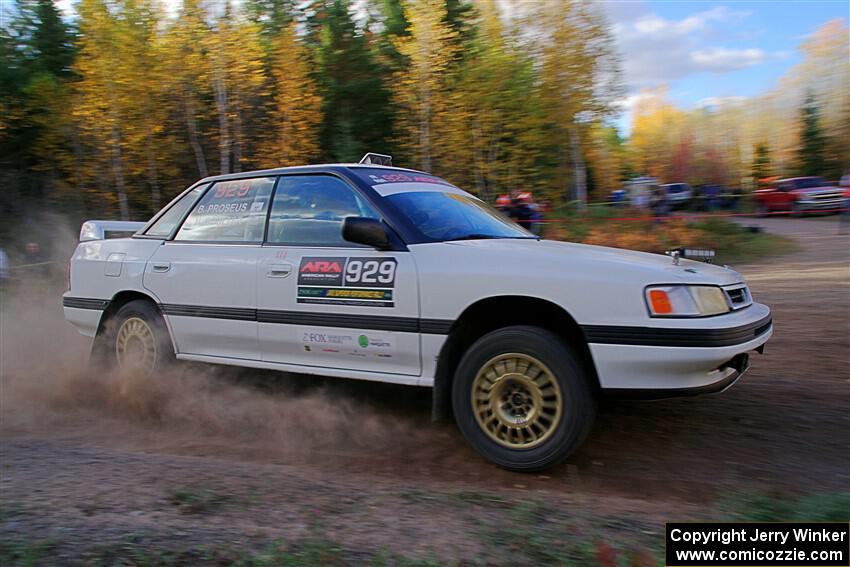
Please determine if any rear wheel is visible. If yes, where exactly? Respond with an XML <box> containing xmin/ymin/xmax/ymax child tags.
<box><xmin>452</xmin><ymin>326</ymin><xmax>596</xmax><ymax>472</ymax></box>
<box><xmin>93</xmin><ymin>299</ymin><xmax>174</xmax><ymax>376</ymax></box>
<box><xmin>755</xmin><ymin>202</ymin><xmax>769</xmax><ymax>217</ymax></box>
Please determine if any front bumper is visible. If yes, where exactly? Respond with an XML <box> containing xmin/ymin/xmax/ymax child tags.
<box><xmin>589</xmin><ymin>303</ymin><xmax>772</xmax><ymax>396</ymax></box>
<box><xmin>797</xmin><ymin>198</ymin><xmax>845</xmax><ymax>211</ymax></box>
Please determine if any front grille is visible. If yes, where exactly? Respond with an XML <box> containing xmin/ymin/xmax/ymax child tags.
<box><xmin>723</xmin><ymin>284</ymin><xmax>752</xmax><ymax>310</ymax></box>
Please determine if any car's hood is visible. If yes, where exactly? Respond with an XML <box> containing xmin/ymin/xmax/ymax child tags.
<box><xmin>794</xmin><ymin>186</ymin><xmax>842</xmax><ymax>196</ymax></box>
<box><xmin>444</xmin><ymin>238</ymin><xmax>745</xmax><ymax>286</ymax></box>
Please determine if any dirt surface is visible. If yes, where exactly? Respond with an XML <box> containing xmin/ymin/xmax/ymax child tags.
<box><xmin>1</xmin><ymin>217</ymin><xmax>848</xmax><ymax>563</ymax></box>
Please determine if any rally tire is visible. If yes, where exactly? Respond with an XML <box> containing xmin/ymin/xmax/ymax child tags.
<box><xmin>92</xmin><ymin>299</ymin><xmax>175</xmax><ymax>376</ymax></box>
<box><xmin>755</xmin><ymin>202</ymin><xmax>769</xmax><ymax>218</ymax></box>
<box><xmin>452</xmin><ymin>326</ymin><xmax>596</xmax><ymax>472</ymax></box>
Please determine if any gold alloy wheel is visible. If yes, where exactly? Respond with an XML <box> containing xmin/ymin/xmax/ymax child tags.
<box><xmin>115</xmin><ymin>317</ymin><xmax>158</xmax><ymax>375</ymax></box>
<box><xmin>472</xmin><ymin>353</ymin><xmax>563</xmax><ymax>449</ymax></box>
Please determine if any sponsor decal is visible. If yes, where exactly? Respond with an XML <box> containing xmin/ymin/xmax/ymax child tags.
<box><xmin>362</xmin><ymin>170</ymin><xmax>452</xmax><ymax>187</ymax></box>
<box><xmin>196</xmin><ymin>202</ymin><xmax>249</xmax><ymax>215</ymax></box>
<box><xmin>297</xmin><ymin>257</ymin><xmax>397</xmax><ymax>307</ymax></box>
<box><xmin>298</xmin><ymin>328</ymin><xmax>395</xmax><ymax>359</ymax></box>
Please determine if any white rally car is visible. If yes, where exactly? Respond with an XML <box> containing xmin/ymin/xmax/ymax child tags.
<box><xmin>63</xmin><ymin>156</ymin><xmax>772</xmax><ymax>471</ymax></box>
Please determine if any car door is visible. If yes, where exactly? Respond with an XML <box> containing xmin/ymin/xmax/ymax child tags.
<box><xmin>143</xmin><ymin>177</ymin><xmax>274</xmax><ymax>360</ymax></box>
<box><xmin>257</xmin><ymin>173</ymin><xmax>421</xmax><ymax>376</ymax></box>
<box><xmin>776</xmin><ymin>181</ymin><xmax>797</xmax><ymax>210</ymax></box>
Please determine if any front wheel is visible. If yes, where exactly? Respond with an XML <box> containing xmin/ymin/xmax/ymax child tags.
<box><xmin>452</xmin><ymin>326</ymin><xmax>596</xmax><ymax>472</ymax></box>
<box><xmin>93</xmin><ymin>299</ymin><xmax>174</xmax><ymax>376</ymax></box>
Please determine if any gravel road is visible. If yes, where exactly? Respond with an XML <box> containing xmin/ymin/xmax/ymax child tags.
<box><xmin>1</xmin><ymin>217</ymin><xmax>847</xmax><ymax>563</ymax></box>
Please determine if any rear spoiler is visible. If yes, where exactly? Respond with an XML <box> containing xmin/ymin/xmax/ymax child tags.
<box><xmin>79</xmin><ymin>220</ymin><xmax>147</xmax><ymax>242</ymax></box>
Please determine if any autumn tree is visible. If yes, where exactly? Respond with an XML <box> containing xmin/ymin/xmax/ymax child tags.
<box><xmin>164</xmin><ymin>0</ymin><xmax>211</xmax><ymax>179</ymax></box>
<box><xmin>441</xmin><ymin>0</ymin><xmax>545</xmax><ymax>198</ymax></box>
<box><xmin>391</xmin><ymin>0</ymin><xmax>458</xmax><ymax>171</ymax></box>
<box><xmin>73</xmin><ymin>0</ymin><xmax>134</xmax><ymax>219</ymax></box>
<box><xmin>255</xmin><ymin>24</ymin><xmax>322</xmax><ymax>167</ymax></box>
<box><xmin>525</xmin><ymin>0</ymin><xmax>622</xmax><ymax>204</ymax></box>
<box><xmin>206</xmin><ymin>7</ymin><xmax>266</xmax><ymax>174</ymax></box>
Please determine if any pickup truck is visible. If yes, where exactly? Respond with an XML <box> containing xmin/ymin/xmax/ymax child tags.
<box><xmin>753</xmin><ymin>177</ymin><xmax>845</xmax><ymax>216</ymax></box>
<box><xmin>63</xmin><ymin>157</ymin><xmax>772</xmax><ymax>471</ymax></box>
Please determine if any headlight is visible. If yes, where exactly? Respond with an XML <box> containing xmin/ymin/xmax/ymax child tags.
<box><xmin>645</xmin><ymin>285</ymin><xmax>730</xmax><ymax>317</ymax></box>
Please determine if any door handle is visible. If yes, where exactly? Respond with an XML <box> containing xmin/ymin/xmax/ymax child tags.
<box><xmin>268</xmin><ymin>263</ymin><xmax>292</xmax><ymax>278</ymax></box>
<box><xmin>152</xmin><ymin>262</ymin><xmax>171</xmax><ymax>273</ymax></box>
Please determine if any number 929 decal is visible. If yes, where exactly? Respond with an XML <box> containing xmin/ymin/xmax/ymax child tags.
<box><xmin>297</xmin><ymin>257</ymin><xmax>398</xmax><ymax>307</ymax></box>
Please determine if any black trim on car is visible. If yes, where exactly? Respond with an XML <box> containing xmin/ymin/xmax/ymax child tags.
<box><xmin>160</xmin><ymin>304</ymin><xmax>257</xmax><ymax>321</ymax></box>
<box><xmin>62</xmin><ymin>297</ymin><xmax>111</xmax><ymax>310</ymax></box>
<box><xmin>581</xmin><ymin>314</ymin><xmax>772</xmax><ymax>348</ymax></box>
<box><xmin>256</xmin><ymin>309</ymin><xmax>421</xmax><ymax>332</ymax></box>
<box><xmin>63</xmin><ymin>297</ymin><xmax>771</xmax><ymax>348</ymax></box>
<box><xmin>156</xmin><ymin>302</ymin><xmax>451</xmax><ymax>335</ymax></box>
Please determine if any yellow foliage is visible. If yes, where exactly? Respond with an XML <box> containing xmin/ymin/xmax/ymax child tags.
<box><xmin>254</xmin><ymin>24</ymin><xmax>321</xmax><ymax>168</ymax></box>
<box><xmin>391</xmin><ymin>0</ymin><xmax>458</xmax><ymax>172</ymax></box>
<box><xmin>582</xmin><ymin>219</ymin><xmax>709</xmax><ymax>253</ymax></box>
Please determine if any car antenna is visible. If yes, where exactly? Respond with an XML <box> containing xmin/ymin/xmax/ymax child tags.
<box><xmin>359</xmin><ymin>153</ymin><xmax>392</xmax><ymax>166</ymax></box>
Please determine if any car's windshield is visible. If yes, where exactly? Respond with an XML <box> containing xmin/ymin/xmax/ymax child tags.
<box><xmin>385</xmin><ymin>191</ymin><xmax>534</xmax><ymax>242</ymax></box>
<box><xmin>792</xmin><ymin>177</ymin><xmax>828</xmax><ymax>189</ymax></box>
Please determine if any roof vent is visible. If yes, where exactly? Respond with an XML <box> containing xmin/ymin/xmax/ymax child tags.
<box><xmin>359</xmin><ymin>153</ymin><xmax>392</xmax><ymax>166</ymax></box>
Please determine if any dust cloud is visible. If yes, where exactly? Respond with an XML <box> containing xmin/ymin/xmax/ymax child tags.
<box><xmin>0</xmin><ymin>226</ymin><xmax>434</xmax><ymax>466</ymax></box>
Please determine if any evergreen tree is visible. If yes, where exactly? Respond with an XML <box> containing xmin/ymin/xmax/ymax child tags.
<box><xmin>310</xmin><ymin>0</ymin><xmax>394</xmax><ymax>162</ymax></box>
<box><xmin>797</xmin><ymin>93</ymin><xmax>827</xmax><ymax>177</ymax></box>
<box><xmin>752</xmin><ymin>142</ymin><xmax>772</xmax><ymax>186</ymax></box>
<box><xmin>30</xmin><ymin>0</ymin><xmax>76</xmax><ymax>77</ymax></box>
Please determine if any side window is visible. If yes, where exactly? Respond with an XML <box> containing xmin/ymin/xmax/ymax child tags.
<box><xmin>145</xmin><ymin>184</ymin><xmax>208</xmax><ymax>238</ymax></box>
<box><xmin>175</xmin><ymin>177</ymin><xmax>275</xmax><ymax>242</ymax></box>
<box><xmin>267</xmin><ymin>175</ymin><xmax>380</xmax><ymax>246</ymax></box>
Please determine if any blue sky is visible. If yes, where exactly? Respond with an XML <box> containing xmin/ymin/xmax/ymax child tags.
<box><xmin>602</xmin><ymin>0</ymin><xmax>848</xmax><ymax>133</ymax></box>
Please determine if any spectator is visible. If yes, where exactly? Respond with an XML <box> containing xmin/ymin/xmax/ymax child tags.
<box><xmin>0</xmin><ymin>247</ymin><xmax>10</xmax><ymax>282</ymax></box>
<box><xmin>650</xmin><ymin>185</ymin><xmax>670</xmax><ymax>221</ymax></box>
<box><xmin>508</xmin><ymin>194</ymin><xmax>534</xmax><ymax>230</ymax></box>
<box><xmin>23</xmin><ymin>241</ymin><xmax>49</xmax><ymax>277</ymax></box>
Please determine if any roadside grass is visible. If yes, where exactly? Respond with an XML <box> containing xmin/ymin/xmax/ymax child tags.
<box><xmin>3</xmin><ymin>492</ymin><xmax>845</xmax><ymax>566</ymax></box>
<box><xmin>721</xmin><ymin>492</ymin><xmax>850</xmax><ymax>522</ymax></box>
<box><xmin>690</xmin><ymin>217</ymin><xmax>799</xmax><ymax>265</ymax></box>
<box><xmin>0</xmin><ymin>539</ymin><xmax>56</xmax><ymax>567</ymax></box>
<box><xmin>166</xmin><ymin>486</ymin><xmax>236</xmax><ymax>515</ymax></box>
<box><xmin>0</xmin><ymin>501</ymin><xmax>27</xmax><ymax>521</ymax></box>
<box><xmin>543</xmin><ymin>207</ymin><xmax>797</xmax><ymax>265</ymax></box>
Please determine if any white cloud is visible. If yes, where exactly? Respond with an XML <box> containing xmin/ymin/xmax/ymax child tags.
<box><xmin>604</xmin><ymin>2</ymin><xmax>771</xmax><ymax>88</ymax></box>
<box><xmin>696</xmin><ymin>96</ymin><xmax>747</xmax><ymax>108</ymax></box>
<box><xmin>690</xmin><ymin>47</ymin><xmax>766</xmax><ymax>71</ymax></box>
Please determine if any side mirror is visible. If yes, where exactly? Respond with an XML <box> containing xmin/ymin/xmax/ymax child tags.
<box><xmin>341</xmin><ymin>217</ymin><xmax>391</xmax><ymax>250</ymax></box>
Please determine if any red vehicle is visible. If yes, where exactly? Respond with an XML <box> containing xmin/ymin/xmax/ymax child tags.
<box><xmin>753</xmin><ymin>177</ymin><xmax>845</xmax><ymax>216</ymax></box>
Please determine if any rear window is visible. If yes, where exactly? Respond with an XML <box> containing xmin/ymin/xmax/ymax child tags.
<box><xmin>145</xmin><ymin>184</ymin><xmax>207</xmax><ymax>237</ymax></box>
<box><xmin>175</xmin><ymin>177</ymin><xmax>274</xmax><ymax>242</ymax></box>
